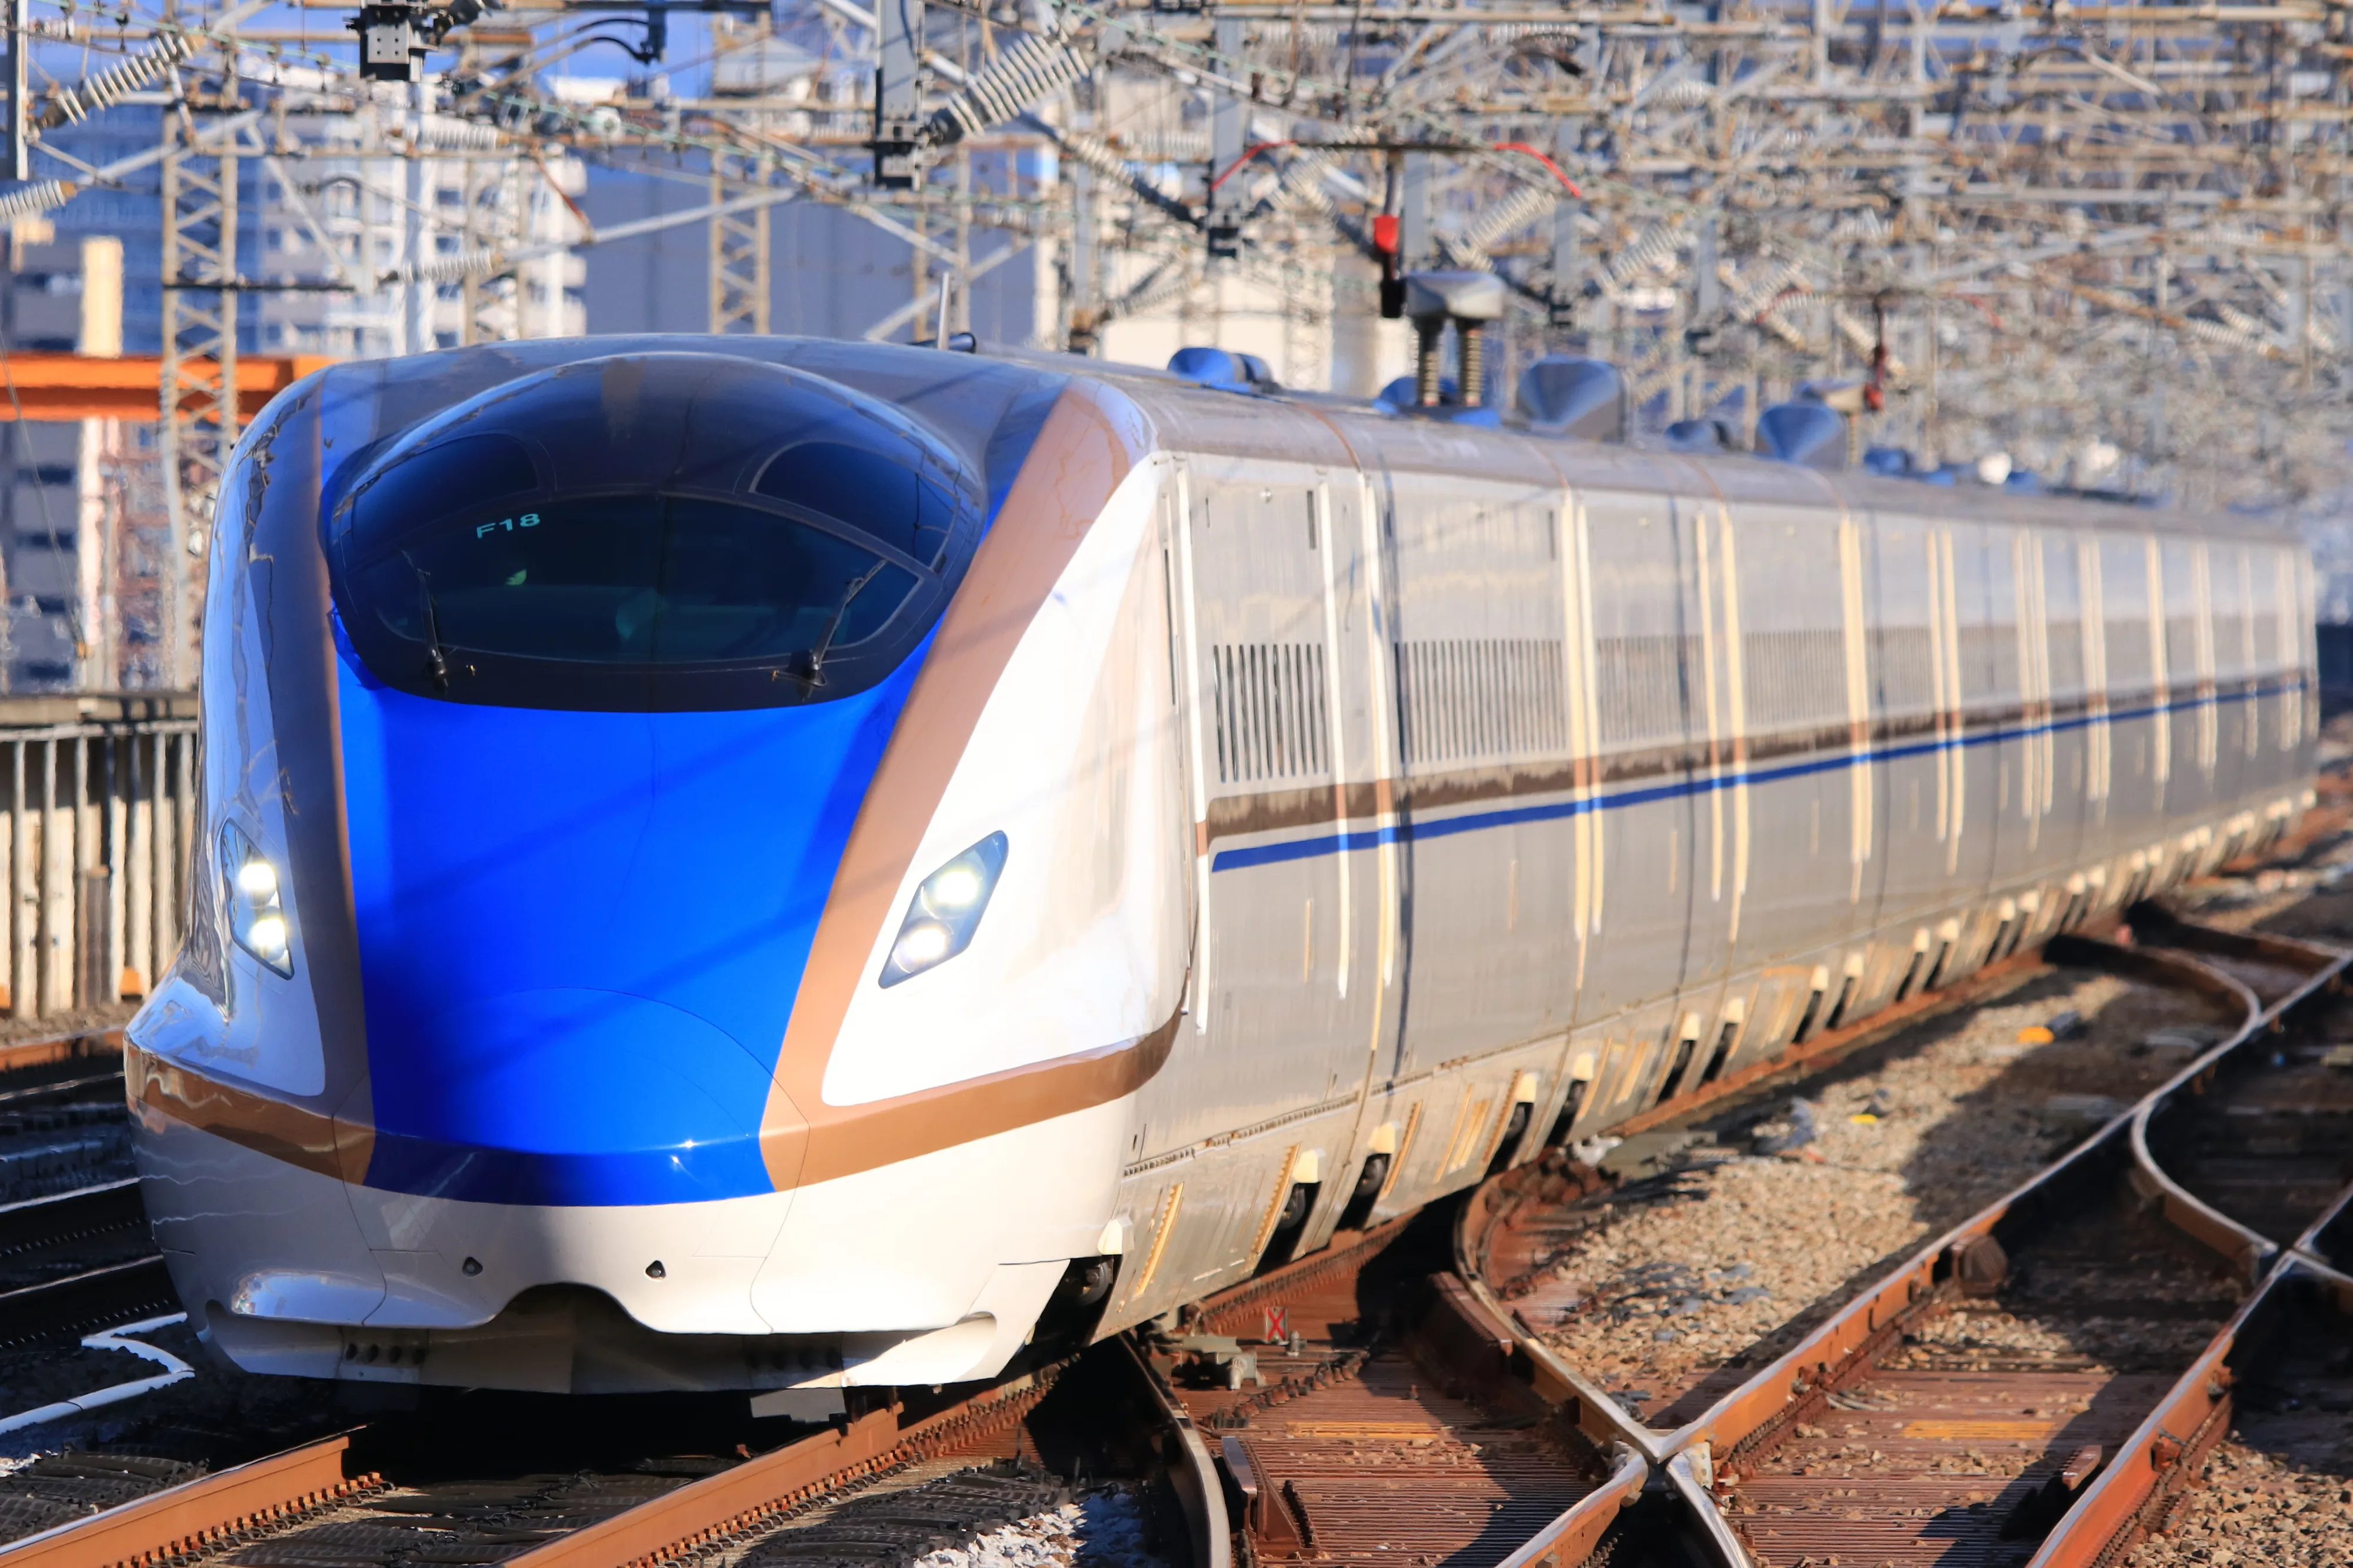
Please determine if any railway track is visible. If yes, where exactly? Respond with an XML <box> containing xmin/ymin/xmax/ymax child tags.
<box><xmin>1144</xmin><ymin>1216</ymin><xmax>1642</xmax><ymax>1568</ymax></box>
<box><xmin>0</xmin><ymin>1044</ymin><xmax>131</xmax><ymax>1209</ymax></box>
<box><xmin>0</xmin><ymin>1230</ymin><xmax>1331</xmax><ymax>1568</ymax></box>
<box><xmin>0</xmin><ymin>1182</ymin><xmax>174</xmax><ymax>1352</ymax></box>
<box><xmin>1527</xmin><ymin>919</ymin><xmax>2353</xmax><ymax>1567</ymax></box>
<box><xmin>0</xmin><ymin>913</ymin><xmax>2346</xmax><ymax>1568</ymax></box>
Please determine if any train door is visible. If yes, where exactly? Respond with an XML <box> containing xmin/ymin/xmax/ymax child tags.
<box><xmin>1167</xmin><ymin>459</ymin><xmax>1377</xmax><ymax>1152</ymax></box>
<box><xmin>1720</xmin><ymin>497</ymin><xmax>1865</xmax><ymax>990</ymax></box>
<box><xmin>2249</xmin><ymin>546</ymin><xmax>2299</xmax><ymax>803</ymax></box>
<box><xmin>1862</xmin><ymin>511</ymin><xmax>1949</xmax><ymax>950</ymax></box>
<box><xmin>1379</xmin><ymin>468</ymin><xmax>1580</xmax><ymax>1082</ymax></box>
<box><xmin>1951</xmin><ymin>522</ymin><xmax>2026</xmax><ymax>976</ymax></box>
<box><xmin>1566</xmin><ymin>486</ymin><xmax>1697</xmax><ymax>1069</ymax></box>
<box><xmin>2159</xmin><ymin>536</ymin><xmax>2215</xmax><ymax>837</ymax></box>
<box><xmin>1322</xmin><ymin>467</ymin><xmax>1407</xmax><ymax>1202</ymax></box>
<box><xmin>2207</xmin><ymin>542</ymin><xmax>2254</xmax><ymax>822</ymax></box>
<box><xmin>2094</xmin><ymin>531</ymin><xmax>2165</xmax><ymax>870</ymax></box>
<box><xmin>2034</xmin><ymin>529</ymin><xmax>2093</xmax><ymax>919</ymax></box>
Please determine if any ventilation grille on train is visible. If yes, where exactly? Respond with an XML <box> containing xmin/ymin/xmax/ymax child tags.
<box><xmin>1593</xmin><ymin>633</ymin><xmax>1696</xmax><ymax>746</ymax></box>
<box><xmin>2165</xmin><ymin>613</ymin><xmax>2200</xmax><ymax>684</ymax></box>
<box><xmin>1744</xmin><ymin>627</ymin><xmax>1849</xmax><ymax>728</ymax></box>
<box><xmin>1209</xmin><ymin>643</ymin><xmax>1330</xmax><ymax>784</ymax></box>
<box><xmin>1958</xmin><ymin>623</ymin><xmax>2024</xmax><ymax>701</ymax></box>
<box><xmin>2212</xmin><ymin>612</ymin><xmax>2249</xmax><ymax>675</ymax></box>
<box><xmin>2104</xmin><ymin>615</ymin><xmax>2154</xmax><ymax>686</ymax></box>
<box><xmin>1869</xmin><ymin>625</ymin><xmax>1935</xmax><ymax>713</ymax></box>
<box><xmin>2047</xmin><ymin>620</ymin><xmax>2087</xmax><ymax>695</ymax></box>
<box><xmin>1395</xmin><ymin>638</ymin><xmax>1567</xmax><ymax>765</ymax></box>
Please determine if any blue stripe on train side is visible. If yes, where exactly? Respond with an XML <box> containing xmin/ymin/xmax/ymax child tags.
<box><xmin>1211</xmin><ymin>678</ymin><xmax>2308</xmax><ymax>873</ymax></box>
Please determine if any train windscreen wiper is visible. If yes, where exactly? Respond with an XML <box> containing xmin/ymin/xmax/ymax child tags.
<box><xmin>792</xmin><ymin>559</ymin><xmax>889</xmax><ymax>692</ymax></box>
<box><xmin>406</xmin><ymin>553</ymin><xmax>454</xmax><ymax>693</ymax></box>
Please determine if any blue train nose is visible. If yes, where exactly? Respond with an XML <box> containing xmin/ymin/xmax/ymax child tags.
<box><xmin>364</xmin><ymin>989</ymin><xmax>776</xmax><ymax>1206</ymax></box>
<box><xmin>336</xmin><ymin>673</ymin><xmax>922</xmax><ymax>1207</ymax></box>
<box><xmin>320</xmin><ymin>354</ymin><xmax>979</xmax><ymax>1209</ymax></box>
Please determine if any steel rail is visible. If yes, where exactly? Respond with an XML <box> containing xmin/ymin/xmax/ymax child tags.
<box><xmin>1114</xmin><ymin>1335</ymin><xmax>1231</xmax><ymax>1568</ymax></box>
<box><xmin>1448</xmin><ymin>914</ymin><xmax>2348</xmax><ymax>1565</ymax></box>
<box><xmin>0</xmin><ymin>1211</ymin><xmax>1421</xmax><ymax>1568</ymax></box>
<box><xmin>1451</xmin><ymin>933</ymin><xmax>2261</xmax><ymax>1464</ymax></box>
<box><xmin>2106</xmin><ymin>923</ymin><xmax>2350</xmax><ymax>1283</ymax></box>
<box><xmin>0</xmin><ymin>1436</ymin><xmax>372</xmax><ymax>1568</ymax></box>
<box><xmin>2025</xmin><ymin>939</ymin><xmax>2352</xmax><ymax>1568</ymax></box>
<box><xmin>2294</xmin><ymin>1149</ymin><xmax>2353</xmax><ymax>1277</ymax></box>
<box><xmin>0</xmin><ymin>1072</ymin><xmax>126</xmax><ymax>1108</ymax></box>
<box><xmin>1161</xmin><ymin>1215</ymin><xmax>1645</xmax><ymax>1568</ymax></box>
<box><xmin>0</xmin><ymin>1257</ymin><xmax>178</xmax><ymax>1352</ymax></box>
<box><xmin>2022</xmin><ymin>1169</ymin><xmax>2353</xmax><ymax>1568</ymax></box>
<box><xmin>1597</xmin><ymin>931</ymin><xmax>2349</xmax><ymax>1567</ymax></box>
<box><xmin>0</xmin><ymin>1180</ymin><xmax>148</xmax><ymax>1270</ymax></box>
<box><xmin>504</xmin><ymin>1369</ymin><xmax>1068</xmax><ymax>1568</ymax></box>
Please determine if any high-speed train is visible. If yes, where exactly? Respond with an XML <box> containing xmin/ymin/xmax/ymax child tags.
<box><xmin>125</xmin><ymin>335</ymin><xmax>2316</xmax><ymax>1399</ymax></box>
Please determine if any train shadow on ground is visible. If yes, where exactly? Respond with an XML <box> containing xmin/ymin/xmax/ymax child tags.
<box><xmin>1629</xmin><ymin>963</ymin><xmax>2247</xmax><ymax>1428</ymax></box>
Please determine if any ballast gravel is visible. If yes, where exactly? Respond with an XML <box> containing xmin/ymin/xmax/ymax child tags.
<box><xmin>2127</xmin><ymin>1440</ymin><xmax>2353</xmax><ymax>1567</ymax></box>
<box><xmin>911</xmin><ymin>1490</ymin><xmax>1166</xmax><ymax>1568</ymax></box>
<box><xmin>1525</xmin><ymin>968</ymin><xmax>2238</xmax><ymax>1416</ymax></box>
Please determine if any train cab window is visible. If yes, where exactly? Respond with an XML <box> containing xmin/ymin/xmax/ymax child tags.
<box><xmin>755</xmin><ymin>438</ymin><xmax>956</xmax><ymax>569</ymax></box>
<box><xmin>351</xmin><ymin>497</ymin><xmax>921</xmax><ymax>668</ymax></box>
<box><xmin>328</xmin><ymin>353</ymin><xmax>985</xmax><ymax>712</ymax></box>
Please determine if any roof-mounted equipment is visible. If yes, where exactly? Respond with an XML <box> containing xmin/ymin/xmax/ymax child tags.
<box><xmin>1403</xmin><ymin>270</ymin><xmax>1505</xmax><ymax>413</ymax></box>
<box><xmin>1518</xmin><ymin>356</ymin><xmax>1627</xmax><ymax>442</ymax></box>
<box><xmin>1755</xmin><ymin>401</ymin><xmax>1849</xmax><ymax>470</ymax></box>
<box><xmin>1168</xmin><ymin>346</ymin><xmax>1279</xmax><ymax>393</ymax></box>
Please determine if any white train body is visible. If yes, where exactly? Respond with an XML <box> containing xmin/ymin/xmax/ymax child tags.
<box><xmin>125</xmin><ymin>340</ymin><xmax>2315</xmax><ymax>1395</ymax></box>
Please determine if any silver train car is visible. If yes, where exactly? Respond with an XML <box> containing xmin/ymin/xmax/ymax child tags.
<box><xmin>128</xmin><ymin>337</ymin><xmax>2317</xmax><ymax>1397</ymax></box>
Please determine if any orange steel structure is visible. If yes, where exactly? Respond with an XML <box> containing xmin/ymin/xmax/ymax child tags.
<box><xmin>0</xmin><ymin>352</ymin><xmax>332</xmax><ymax>422</ymax></box>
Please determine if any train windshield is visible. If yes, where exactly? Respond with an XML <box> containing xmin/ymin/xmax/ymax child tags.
<box><xmin>353</xmin><ymin>495</ymin><xmax>920</xmax><ymax>669</ymax></box>
<box><xmin>328</xmin><ymin>355</ymin><xmax>984</xmax><ymax>712</ymax></box>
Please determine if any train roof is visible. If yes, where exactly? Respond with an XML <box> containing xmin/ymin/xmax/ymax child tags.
<box><xmin>281</xmin><ymin>335</ymin><xmax>2300</xmax><ymax>550</ymax></box>
<box><xmin>1034</xmin><ymin>345</ymin><xmax>2304</xmax><ymax>549</ymax></box>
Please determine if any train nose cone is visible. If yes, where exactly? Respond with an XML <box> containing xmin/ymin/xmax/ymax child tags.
<box><xmin>364</xmin><ymin>989</ymin><xmax>775</xmax><ymax>1206</ymax></box>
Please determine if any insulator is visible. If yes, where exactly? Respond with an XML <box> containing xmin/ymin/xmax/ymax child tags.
<box><xmin>2181</xmin><ymin>313</ymin><xmax>2265</xmax><ymax>354</ymax></box>
<box><xmin>1604</xmin><ymin>220</ymin><xmax>1684</xmax><ymax>288</ymax></box>
<box><xmin>1116</xmin><ymin>129</ymin><xmax>1208</xmax><ymax>161</ymax></box>
<box><xmin>1108</xmin><ymin>258</ymin><xmax>1197</xmax><ymax>323</ymax></box>
<box><xmin>0</xmin><ymin>180</ymin><xmax>77</xmax><ymax>221</ymax></box>
<box><xmin>386</xmin><ymin>247</ymin><xmax>504</xmax><ymax>287</ymax></box>
<box><xmin>1730</xmin><ymin>257</ymin><xmax>1805</xmax><ymax>320</ymax></box>
<box><xmin>1254</xmin><ymin>149</ymin><xmax>1335</xmax><ymax>223</ymax></box>
<box><xmin>1451</xmin><ymin>183</ymin><xmax>1558</xmax><ymax>265</ymax></box>
<box><xmin>1054</xmin><ymin>125</ymin><xmax>1132</xmax><ymax>182</ymax></box>
<box><xmin>1830</xmin><ymin>209</ymin><xmax>1889</xmax><ymax>245</ymax></box>
<box><xmin>1278</xmin><ymin>156</ymin><xmax>1335</xmax><ymax>219</ymax></box>
<box><xmin>925</xmin><ymin>33</ymin><xmax>1087</xmax><ymax>148</ymax></box>
<box><xmin>413</xmin><ymin>115</ymin><xmax>509</xmax><ymax>151</ymax></box>
<box><xmin>39</xmin><ymin>30</ymin><xmax>192</xmax><ymax>128</ymax></box>
<box><xmin>1050</xmin><ymin>125</ymin><xmax>1195</xmax><ymax>228</ymax></box>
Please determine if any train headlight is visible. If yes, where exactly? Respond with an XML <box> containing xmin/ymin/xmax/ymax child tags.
<box><xmin>221</xmin><ymin>824</ymin><xmax>294</xmax><ymax>977</ymax></box>
<box><xmin>879</xmin><ymin>832</ymin><xmax>1007</xmax><ymax>987</ymax></box>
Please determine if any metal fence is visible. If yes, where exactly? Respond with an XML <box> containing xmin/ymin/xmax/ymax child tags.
<box><xmin>0</xmin><ymin>695</ymin><xmax>196</xmax><ymax>1017</ymax></box>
